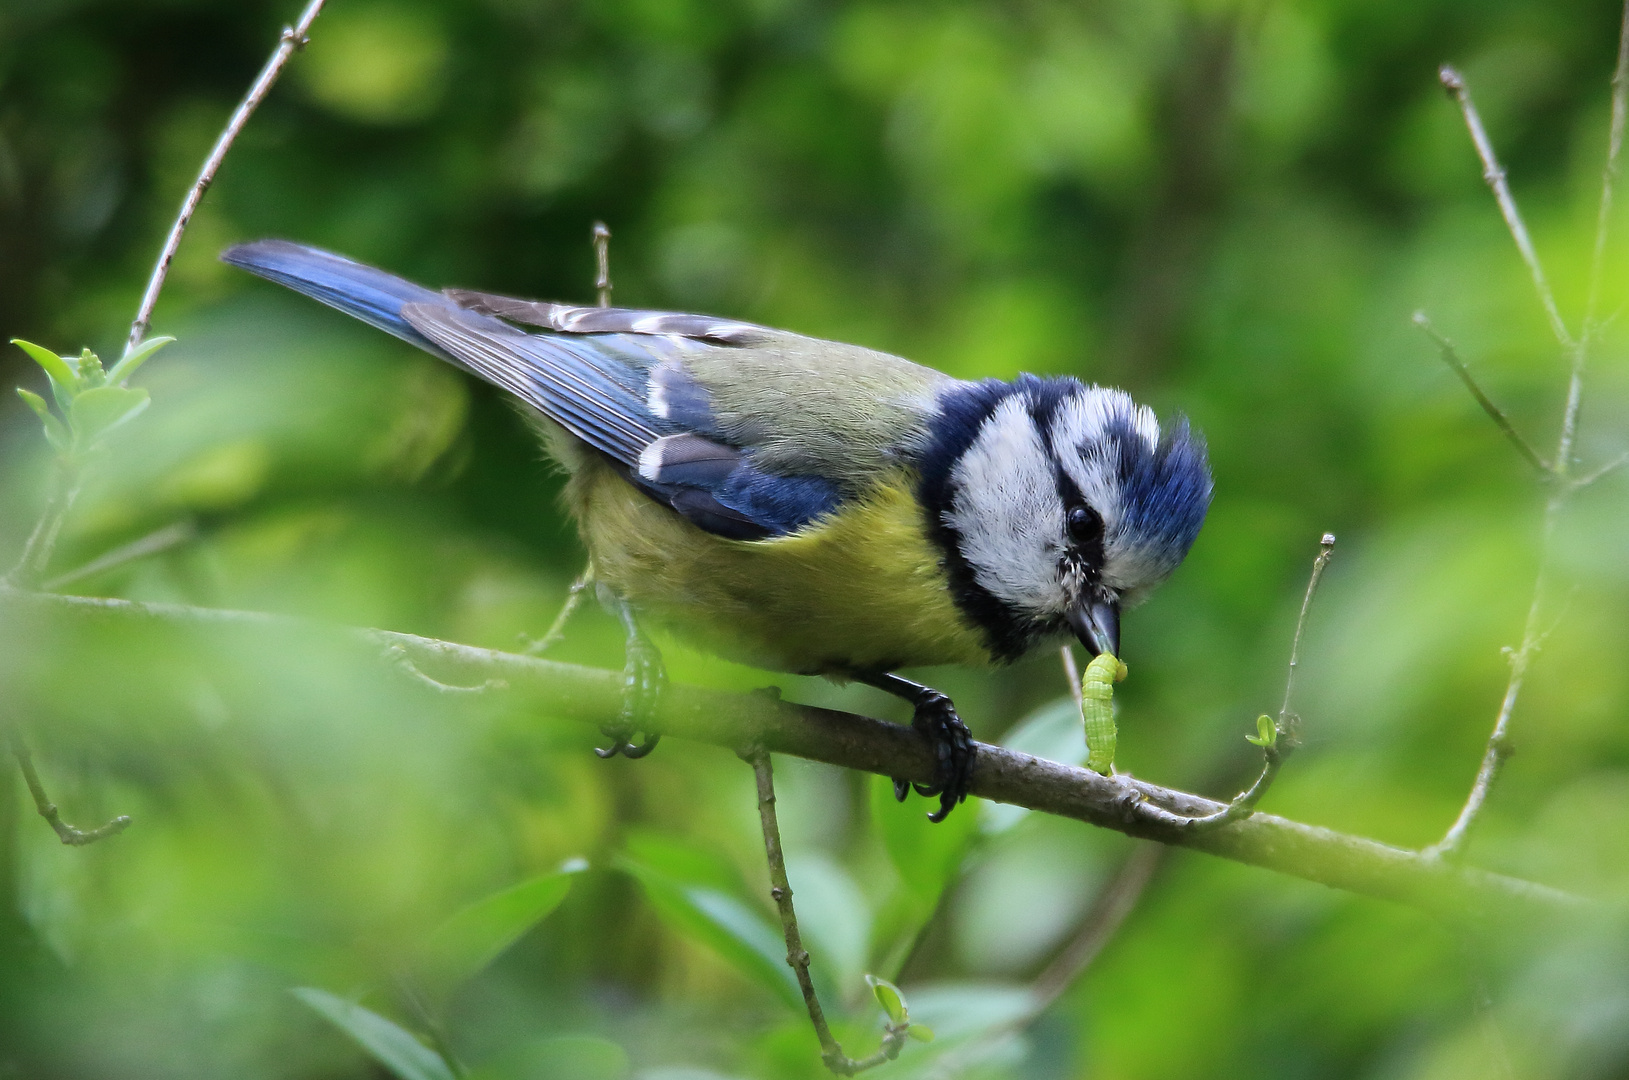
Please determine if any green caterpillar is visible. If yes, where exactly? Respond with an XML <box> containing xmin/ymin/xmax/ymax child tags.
<box><xmin>1081</xmin><ymin>652</ymin><xmax>1129</xmax><ymax>775</ymax></box>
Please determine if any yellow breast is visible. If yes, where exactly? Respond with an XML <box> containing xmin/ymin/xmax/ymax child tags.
<box><xmin>566</xmin><ymin>456</ymin><xmax>993</xmax><ymax>675</ymax></box>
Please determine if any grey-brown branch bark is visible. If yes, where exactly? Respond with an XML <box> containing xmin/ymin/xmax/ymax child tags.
<box><xmin>0</xmin><ymin>584</ymin><xmax>1588</xmax><ymax>925</ymax></box>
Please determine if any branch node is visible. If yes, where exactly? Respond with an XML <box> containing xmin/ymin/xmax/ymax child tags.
<box><xmin>385</xmin><ymin>645</ymin><xmax>506</xmax><ymax>694</ymax></box>
<box><xmin>1438</xmin><ymin>65</ymin><xmax>1575</xmax><ymax>351</ymax></box>
<box><xmin>9</xmin><ymin>729</ymin><xmax>132</xmax><ymax>846</ymax></box>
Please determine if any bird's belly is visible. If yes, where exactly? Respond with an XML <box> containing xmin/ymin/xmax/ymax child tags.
<box><xmin>566</xmin><ymin>457</ymin><xmax>992</xmax><ymax>674</ymax></box>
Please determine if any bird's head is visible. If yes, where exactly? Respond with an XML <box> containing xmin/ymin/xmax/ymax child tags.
<box><xmin>919</xmin><ymin>376</ymin><xmax>1212</xmax><ymax>663</ymax></box>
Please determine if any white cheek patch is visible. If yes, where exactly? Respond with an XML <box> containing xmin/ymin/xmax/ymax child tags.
<box><xmin>946</xmin><ymin>398</ymin><xmax>1068</xmax><ymax>616</ymax></box>
<box><xmin>1048</xmin><ymin>388</ymin><xmax>1166</xmax><ymax>593</ymax></box>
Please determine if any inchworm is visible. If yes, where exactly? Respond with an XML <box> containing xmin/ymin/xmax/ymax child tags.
<box><xmin>1081</xmin><ymin>652</ymin><xmax>1128</xmax><ymax>775</ymax></box>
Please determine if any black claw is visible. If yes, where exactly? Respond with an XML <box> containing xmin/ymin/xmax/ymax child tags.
<box><xmin>908</xmin><ymin>688</ymin><xmax>974</xmax><ymax>822</ymax></box>
<box><xmin>621</xmin><ymin>732</ymin><xmax>660</xmax><ymax>758</ymax></box>
<box><xmin>893</xmin><ymin>778</ymin><xmax>910</xmax><ymax>802</ymax></box>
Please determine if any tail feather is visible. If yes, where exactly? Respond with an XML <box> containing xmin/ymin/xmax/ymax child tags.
<box><xmin>220</xmin><ymin>240</ymin><xmax>454</xmax><ymax>359</ymax></box>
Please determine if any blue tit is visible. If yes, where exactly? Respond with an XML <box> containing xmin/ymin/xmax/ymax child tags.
<box><xmin>222</xmin><ymin>240</ymin><xmax>1213</xmax><ymax>821</ymax></box>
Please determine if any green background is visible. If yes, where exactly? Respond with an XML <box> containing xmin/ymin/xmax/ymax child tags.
<box><xmin>2</xmin><ymin>0</ymin><xmax>1628</xmax><ymax>1077</ymax></box>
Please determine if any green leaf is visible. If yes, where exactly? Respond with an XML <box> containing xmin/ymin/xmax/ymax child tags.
<box><xmin>16</xmin><ymin>388</ymin><xmax>69</xmax><ymax>452</ymax></box>
<box><xmin>292</xmin><ymin>987</ymin><xmax>457</xmax><ymax>1080</ymax></box>
<box><xmin>418</xmin><ymin>858</ymin><xmax>585</xmax><ymax>988</ymax></box>
<box><xmin>615</xmin><ymin>850</ymin><xmax>801</xmax><ymax>1010</ymax></box>
<box><xmin>106</xmin><ymin>335</ymin><xmax>174</xmax><ymax>385</ymax></box>
<box><xmin>68</xmin><ymin>385</ymin><xmax>150</xmax><ymax>450</ymax></box>
<box><xmin>12</xmin><ymin>338</ymin><xmax>80</xmax><ymax>410</ymax></box>
<box><xmin>907</xmin><ymin>1024</ymin><xmax>935</xmax><ymax>1042</ymax></box>
<box><xmin>866</xmin><ymin>974</ymin><xmax>908</xmax><ymax>1024</ymax></box>
<box><xmin>1245</xmin><ymin>714</ymin><xmax>1278</xmax><ymax>748</ymax></box>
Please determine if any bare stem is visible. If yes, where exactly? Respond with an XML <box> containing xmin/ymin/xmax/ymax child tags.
<box><xmin>2</xmin><ymin>464</ymin><xmax>82</xmax><ymax>588</ymax></box>
<box><xmin>43</xmin><ymin>519</ymin><xmax>196</xmax><ymax>592</ymax></box>
<box><xmin>1586</xmin><ymin>0</ymin><xmax>1629</xmax><ymax>334</ymax></box>
<box><xmin>926</xmin><ymin>846</ymin><xmax>1162</xmax><ymax>1080</ymax></box>
<box><xmin>1570</xmin><ymin>449</ymin><xmax>1629</xmax><ymax>490</ymax></box>
<box><xmin>7</xmin><ymin>727</ymin><xmax>131</xmax><ymax>846</ymax></box>
<box><xmin>1182</xmin><ymin>532</ymin><xmax>1335</xmax><ymax>834</ymax></box>
<box><xmin>522</xmin><ymin>569</ymin><xmax>592</xmax><ymax>656</ymax></box>
<box><xmin>742</xmin><ymin>748</ymin><xmax>907</xmax><ymax>1076</ymax></box>
<box><xmin>1060</xmin><ymin>644</ymin><xmax>1085</xmax><ymax>712</ymax></box>
<box><xmin>1439</xmin><ymin>65</ymin><xmax>1574</xmax><ymax>351</ymax></box>
<box><xmin>593</xmin><ymin>222</ymin><xmax>613</xmax><ymax>308</ymax></box>
<box><xmin>125</xmin><ymin>0</ymin><xmax>328</xmax><ymax>354</ymax></box>
<box><xmin>1429</xmin><ymin>502</ymin><xmax>1555</xmax><ymax>860</ymax></box>
<box><xmin>1413</xmin><ymin>313</ymin><xmax>1550</xmax><ymax>475</ymax></box>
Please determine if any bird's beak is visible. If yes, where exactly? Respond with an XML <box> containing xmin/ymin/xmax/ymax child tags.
<box><xmin>1067</xmin><ymin>597</ymin><xmax>1120</xmax><ymax>658</ymax></box>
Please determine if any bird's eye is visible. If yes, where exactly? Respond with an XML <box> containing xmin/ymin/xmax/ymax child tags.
<box><xmin>1067</xmin><ymin>505</ymin><xmax>1103</xmax><ymax>546</ymax></box>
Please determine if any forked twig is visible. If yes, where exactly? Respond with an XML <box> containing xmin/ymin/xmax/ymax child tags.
<box><xmin>7</xmin><ymin>727</ymin><xmax>131</xmax><ymax>846</ymax></box>
<box><xmin>126</xmin><ymin>0</ymin><xmax>329</xmax><ymax>354</ymax></box>
<box><xmin>742</xmin><ymin>747</ymin><xmax>908</xmax><ymax>1076</ymax></box>
<box><xmin>1430</xmin><ymin>3</ymin><xmax>1629</xmax><ymax>857</ymax></box>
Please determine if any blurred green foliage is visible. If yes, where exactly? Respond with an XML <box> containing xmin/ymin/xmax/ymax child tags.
<box><xmin>3</xmin><ymin>0</ymin><xmax>1629</xmax><ymax>1077</ymax></box>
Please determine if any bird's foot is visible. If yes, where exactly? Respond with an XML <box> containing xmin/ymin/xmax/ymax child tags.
<box><xmin>595</xmin><ymin>607</ymin><xmax>665</xmax><ymax>760</ymax></box>
<box><xmin>890</xmin><ymin>687</ymin><xmax>975</xmax><ymax>823</ymax></box>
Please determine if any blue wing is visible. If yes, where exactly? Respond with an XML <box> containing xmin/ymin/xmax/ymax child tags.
<box><xmin>222</xmin><ymin>240</ymin><xmax>842</xmax><ymax>540</ymax></box>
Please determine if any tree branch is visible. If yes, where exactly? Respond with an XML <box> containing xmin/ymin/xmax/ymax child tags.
<box><xmin>0</xmin><ymin>584</ymin><xmax>1587</xmax><ymax>924</ymax></box>
<box><xmin>125</xmin><ymin>0</ymin><xmax>328</xmax><ymax>354</ymax></box>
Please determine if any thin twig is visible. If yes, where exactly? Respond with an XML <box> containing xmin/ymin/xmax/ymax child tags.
<box><xmin>7</xmin><ymin>727</ymin><xmax>131</xmax><ymax>846</ymax></box>
<box><xmin>1028</xmin><ymin>844</ymin><xmax>1161</xmax><ymax>1008</ymax></box>
<box><xmin>741</xmin><ymin>748</ymin><xmax>907</xmax><ymax>1076</ymax></box>
<box><xmin>593</xmin><ymin>222</ymin><xmax>613</xmax><ymax>308</ymax></box>
<box><xmin>3</xmin><ymin>465</ymin><xmax>83</xmax><ymax>588</ymax></box>
<box><xmin>522</xmin><ymin>569</ymin><xmax>592</xmax><ymax>656</ymax></box>
<box><xmin>1059</xmin><ymin>644</ymin><xmax>1084</xmax><ymax>712</ymax></box>
<box><xmin>1413</xmin><ymin>313</ymin><xmax>1550</xmax><ymax>475</ymax></box>
<box><xmin>1439</xmin><ymin>65</ymin><xmax>1574</xmax><ymax>351</ymax></box>
<box><xmin>1570</xmin><ymin>449</ymin><xmax>1629</xmax><ymax>490</ymax></box>
<box><xmin>42</xmin><ymin>520</ymin><xmax>196</xmax><ymax>592</ymax></box>
<box><xmin>926</xmin><ymin>845</ymin><xmax>1162</xmax><ymax>1080</ymax></box>
<box><xmin>1429</xmin><ymin>578</ymin><xmax>1546</xmax><ymax>859</ymax></box>
<box><xmin>125</xmin><ymin>0</ymin><xmax>328</xmax><ymax>354</ymax></box>
<box><xmin>1586</xmin><ymin>0</ymin><xmax>1629</xmax><ymax>335</ymax></box>
<box><xmin>1182</xmin><ymin>533</ymin><xmax>1335</xmax><ymax>834</ymax></box>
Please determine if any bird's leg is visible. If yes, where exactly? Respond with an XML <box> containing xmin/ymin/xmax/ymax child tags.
<box><xmin>594</xmin><ymin>587</ymin><xmax>665</xmax><ymax>759</ymax></box>
<box><xmin>857</xmin><ymin>672</ymin><xmax>975</xmax><ymax>823</ymax></box>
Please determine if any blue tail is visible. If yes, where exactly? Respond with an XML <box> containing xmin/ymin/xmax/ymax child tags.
<box><xmin>221</xmin><ymin>240</ymin><xmax>454</xmax><ymax>359</ymax></box>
